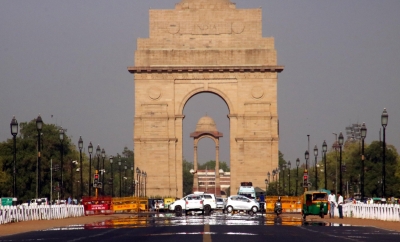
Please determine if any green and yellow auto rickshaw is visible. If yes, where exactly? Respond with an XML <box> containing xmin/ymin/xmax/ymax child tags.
<box><xmin>301</xmin><ymin>191</ymin><xmax>328</xmax><ymax>220</ymax></box>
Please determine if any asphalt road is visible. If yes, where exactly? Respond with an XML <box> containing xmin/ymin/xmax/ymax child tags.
<box><xmin>1</xmin><ymin>213</ymin><xmax>399</xmax><ymax>242</ymax></box>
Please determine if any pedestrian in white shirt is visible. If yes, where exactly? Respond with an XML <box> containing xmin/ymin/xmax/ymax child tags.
<box><xmin>337</xmin><ymin>192</ymin><xmax>344</xmax><ymax>218</ymax></box>
<box><xmin>328</xmin><ymin>191</ymin><xmax>336</xmax><ymax>218</ymax></box>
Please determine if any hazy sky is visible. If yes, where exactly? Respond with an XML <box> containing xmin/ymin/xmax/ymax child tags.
<box><xmin>1</xmin><ymin>0</ymin><xmax>399</xmax><ymax>168</ymax></box>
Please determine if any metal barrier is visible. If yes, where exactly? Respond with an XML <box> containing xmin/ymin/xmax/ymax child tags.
<box><xmin>0</xmin><ymin>204</ymin><xmax>84</xmax><ymax>225</ymax></box>
<box><xmin>82</xmin><ymin>196</ymin><xmax>113</xmax><ymax>216</ymax></box>
<box><xmin>265</xmin><ymin>196</ymin><xmax>302</xmax><ymax>213</ymax></box>
<box><xmin>111</xmin><ymin>197</ymin><xmax>148</xmax><ymax>213</ymax></box>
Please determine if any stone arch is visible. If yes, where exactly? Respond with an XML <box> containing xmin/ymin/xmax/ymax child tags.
<box><xmin>129</xmin><ymin>1</ymin><xmax>283</xmax><ymax>198</ymax></box>
<box><xmin>178</xmin><ymin>87</ymin><xmax>234</xmax><ymax>116</ymax></box>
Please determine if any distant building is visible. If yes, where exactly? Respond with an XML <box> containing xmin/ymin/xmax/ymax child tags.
<box><xmin>194</xmin><ymin>170</ymin><xmax>230</xmax><ymax>197</ymax></box>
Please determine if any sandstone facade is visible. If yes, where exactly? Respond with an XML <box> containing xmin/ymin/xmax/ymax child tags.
<box><xmin>128</xmin><ymin>0</ymin><xmax>283</xmax><ymax>197</ymax></box>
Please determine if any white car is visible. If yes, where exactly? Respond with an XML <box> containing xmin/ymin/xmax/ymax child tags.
<box><xmin>225</xmin><ymin>195</ymin><xmax>259</xmax><ymax>215</ymax></box>
<box><xmin>169</xmin><ymin>194</ymin><xmax>204</xmax><ymax>216</ymax></box>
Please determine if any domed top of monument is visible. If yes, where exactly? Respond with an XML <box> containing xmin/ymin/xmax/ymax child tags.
<box><xmin>176</xmin><ymin>0</ymin><xmax>235</xmax><ymax>9</ymax></box>
<box><xmin>195</xmin><ymin>115</ymin><xmax>218</xmax><ymax>132</ymax></box>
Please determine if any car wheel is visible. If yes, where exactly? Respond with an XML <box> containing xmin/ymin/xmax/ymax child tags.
<box><xmin>175</xmin><ymin>206</ymin><xmax>182</xmax><ymax>217</ymax></box>
<box><xmin>204</xmin><ymin>205</ymin><xmax>211</xmax><ymax>216</ymax></box>
<box><xmin>251</xmin><ymin>206</ymin><xmax>258</xmax><ymax>213</ymax></box>
<box><xmin>227</xmin><ymin>206</ymin><xmax>234</xmax><ymax>214</ymax></box>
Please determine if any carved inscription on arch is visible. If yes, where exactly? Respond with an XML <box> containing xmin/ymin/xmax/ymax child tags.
<box><xmin>168</xmin><ymin>22</ymin><xmax>244</xmax><ymax>35</ymax></box>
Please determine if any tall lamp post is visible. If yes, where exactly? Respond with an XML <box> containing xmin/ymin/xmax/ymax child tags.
<box><xmin>314</xmin><ymin>145</ymin><xmax>318</xmax><ymax>190</ymax></box>
<box><xmin>282</xmin><ymin>164</ymin><xmax>286</xmax><ymax>195</ymax></box>
<box><xmin>118</xmin><ymin>155</ymin><xmax>122</xmax><ymax>197</ymax></box>
<box><xmin>88</xmin><ymin>142</ymin><xmax>93</xmax><ymax>197</ymax></box>
<box><xmin>136</xmin><ymin>167</ymin><xmax>141</xmax><ymax>197</ymax></box>
<box><xmin>78</xmin><ymin>136</ymin><xmax>83</xmax><ymax>198</ymax></box>
<box><xmin>305</xmin><ymin>150</ymin><xmax>309</xmax><ymax>169</ymax></box>
<box><xmin>95</xmin><ymin>145</ymin><xmax>101</xmax><ymax>197</ymax></box>
<box><xmin>36</xmin><ymin>115</ymin><xmax>43</xmax><ymax>197</ymax></box>
<box><xmin>267</xmin><ymin>172</ymin><xmax>270</xmax><ymax>196</ymax></box>
<box><xmin>295</xmin><ymin>158</ymin><xmax>300</xmax><ymax>196</ymax></box>
<box><xmin>338</xmin><ymin>132</ymin><xmax>344</xmax><ymax>195</ymax></box>
<box><xmin>59</xmin><ymin>127</ymin><xmax>64</xmax><ymax>199</ymax></box>
<box><xmin>109</xmin><ymin>156</ymin><xmax>114</xmax><ymax>197</ymax></box>
<box><xmin>124</xmin><ymin>162</ymin><xmax>127</xmax><ymax>196</ymax></box>
<box><xmin>381</xmin><ymin>108</ymin><xmax>388</xmax><ymax>198</ymax></box>
<box><xmin>322</xmin><ymin>141</ymin><xmax>327</xmax><ymax>189</ymax></box>
<box><xmin>143</xmin><ymin>171</ymin><xmax>147</xmax><ymax>197</ymax></box>
<box><xmin>10</xmin><ymin>116</ymin><xmax>18</xmax><ymax>199</ymax></box>
<box><xmin>101</xmin><ymin>148</ymin><xmax>105</xmax><ymax>195</ymax></box>
<box><xmin>131</xmin><ymin>166</ymin><xmax>134</xmax><ymax>196</ymax></box>
<box><xmin>287</xmin><ymin>161</ymin><xmax>291</xmax><ymax>195</ymax></box>
<box><xmin>360</xmin><ymin>123</ymin><xmax>367</xmax><ymax>200</ymax></box>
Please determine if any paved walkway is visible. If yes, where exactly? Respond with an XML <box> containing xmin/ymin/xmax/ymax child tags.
<box><xmin>0</xmin><ymin>213</ymin><xmax>398</xmax><ymax>237</ymax></box>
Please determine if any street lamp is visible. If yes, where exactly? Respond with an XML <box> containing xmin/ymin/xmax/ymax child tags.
<box><xmin>110</xmin><ymin>156</ymin><xmax>114</xmax><ymax>197</ymax></box>
<box><xmin>267</xmin><ymin>172</ymin><xmax>270</xmax><ymax>196</ymax></box>
<box><xmin>78</xmin><ymin>136</ymin><xmax>83</xmax><ymax>198</ymax></box>
<box><xmin>322</xmin><ymin>140</ymin><xmax>327</xmax><ymax>190</ymax></box>
<box><xmin>282</xmin><ymin>164</ymin><xmax>286</xmax><ymax>195</ymax></box>
<box><xmin>265</xmin><ymin>178</ymin><xmax>269</xmax><ymax>206</ymax></box>
<box><xmin>360</xmin><ymin>123</ymin><xmax>367</xmax><ymax>200</ymax></box>
<box><xmin>124</xmin><ymin>162</ymin><xmax>127</xmax><ymax>196</ymax></box>
<box><xmin>59</xmin><ymin>127</ymin><xmax>64</xmax><ymax>199</ymax></box>
<box><xmin>314</xmin><ymin>145</ymin><xmax>318</xmax><ymax>190</ymax></box>
<box><xmin>296</xmin><ymin>158</ymin><xmax>300</xmax><ymax>196</ymax></box>
<box><xmin>101</xmin><ymin>148</ymin><xmax>105</xmax><ymax>195</ymax></box>
<box><xmin>287</xmin><ymin>161</ymin><xmax>291</xmax><ymax>195</ymax></box>
<box><xmin>95</xmin><ymin>145</ymin><xmax>101</xmax><ymax>197</ymax></box>
<box><xmin>36</xmin><ymin>115</ymin><xmax>43</xmax><ymax>197</ymax></box>
<box><xmin>190</xmin><ymin>168</ymin><xmax>198</xmax><ymax>192</ymax></box>
<box><xmin>10</xmin><ymin>116</ymin><xmax>18</xmax><ymax>199</ymax></box>
<box><xmin>338</xmin><ymin>132</ymin><xmax>344</xmax><ymax>195</ymax></box>
<box><xmin>136</xmin><ymin>167</ymin><xmax>141</xmax><ymax>197</ymax></box>
<box><xmin>88</xmin><ymin>142</ymin><xmax>93</xmax><ymax>197</ymax></box>
<box><xmin>143</xmin><ymin>171</ymin><xmax>147</xmax><ymax>197</ymax></box>
<box><xmin>131</xmin><ymin>166</ymin><xmax>134</xmax><ymax>196</ymax></box>
<box><xmin>305</xmin><ymin>150</ymin><xmax>309</xmax><ymax>169</ymax></box>
<box><xmin>381</xmin><ymin>108</ymin><xmax>388</xmax><ymax>197</ymax></box>
<box><xmin>118</xmin><ymin>155</ymin><xmax>122</xmax><ymax>197</ymax></box>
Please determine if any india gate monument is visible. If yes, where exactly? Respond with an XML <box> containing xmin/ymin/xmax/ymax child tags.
<box><xmin>128</xmin><ymin>0</ymin><xmax>284</xmax><ymax>197</ymax></box>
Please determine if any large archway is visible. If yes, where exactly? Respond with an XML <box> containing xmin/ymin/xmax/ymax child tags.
<box><xmin>128</xmin><ymin>0</ymin><xmax>283</xmax><ymax>197</ymax></box>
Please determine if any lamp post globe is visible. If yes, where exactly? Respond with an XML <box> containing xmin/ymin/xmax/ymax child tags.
<box><xmin>10</xmin><ymin>116</ymin><xmax>18</xmax><ymax>199</ymax></box>
<box><xmin>381</xmin><ymin>108</ymin><xmax>388</xmax><ymax>197</ymax></box>
<box><xmin>338</xmin><ymin>132</ymin><xmax>344</xmax><ymax>195</ymax></box>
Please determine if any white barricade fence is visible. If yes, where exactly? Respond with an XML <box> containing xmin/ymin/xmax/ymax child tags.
<box><xmin>342</xmin><ymin>203</ymin><xmax>400</xmax><ymax>222</ymax></box>
<box><xmin>0</xmin><ymin>204</ymin><xmax>85</xmax><ymax>225</ymax></box>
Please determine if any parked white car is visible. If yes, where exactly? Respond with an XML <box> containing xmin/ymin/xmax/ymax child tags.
<box><xmin>225</xmin><ymin>195</ymin><xmax>259</xmax><ymax>215</ymax></box>
<box><xmin>169</xmin><ymin>194</ymin><xmax>204</xmax><ymax>216</ymax></box>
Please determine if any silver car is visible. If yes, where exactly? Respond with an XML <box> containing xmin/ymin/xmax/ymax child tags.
<box><xmin>225</xmin><ymin>195</ymin><xmax>259</xmax><ymax>214</ymax></box>
<box><xmin>216</xmin><ymin>197</ymin><xmax>224</xmax><ymax>209</ymax></box>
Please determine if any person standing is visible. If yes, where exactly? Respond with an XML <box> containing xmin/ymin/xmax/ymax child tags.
<box><xmin>337</xmin><ymin>192</ymin><xmax>344</xmax><ymax>218</ymax></box>
<box><xmin>328</xmin><ymin>191</ymin><xmax>336</xmax><ymax>218</ymax></box>
<box><xmin>259</xmin><ymin>193</ymin><xmax>265</xmax><ymax>213</ymax></box>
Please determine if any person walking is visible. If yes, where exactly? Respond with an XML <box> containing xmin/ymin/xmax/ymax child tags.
<box><xmin>328</xmin><ymin>191</ymin><xmax>336</xmax><ymax>218</ymax></box>
<box><xmin>337</xmin><ymin>192</ymin><xmax>344</xmax><ymax>218</ymax></box>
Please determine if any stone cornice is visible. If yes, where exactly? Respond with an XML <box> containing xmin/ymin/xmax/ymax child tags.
<box><xmin>128</xmin><ymin>65</ymin><xmax>284</xmax><ymax>74</ymax></box>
